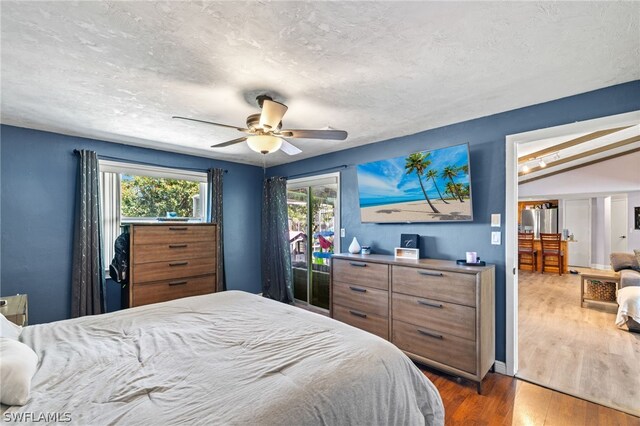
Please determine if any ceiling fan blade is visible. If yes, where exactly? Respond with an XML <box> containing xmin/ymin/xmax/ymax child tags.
<box><xmin>259</xmin><ymin>100</ymin><xmax>288</xmax><ymax>130</ymax></box>
<box><xmin>173</xmin><ymin>116</ymin><xmax>249</xmax><ymax>132</ymax></box>
<box><xmin>280</xmin><ymin>140</ymin><xmax>302</xmax><ymax>156</ymax></box>
<box><xmin>211</xmin><ymin>137</ymin><xmax>247</xmax><ymax>148</ymax></box>
<box><xmin>277</xmin><ymin>129</ymin><xmax>348</xmax><ymax>140</ymax></box>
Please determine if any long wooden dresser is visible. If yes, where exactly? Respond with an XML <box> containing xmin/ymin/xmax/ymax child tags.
<box><xmin>126</xmin><ymin>223</ymin><xmax>218</xmax><ymax>308</ymax></box>
<box><xmin>330</xmin><ymin>253</ymin><xmax>495</xmax><ymax>393</ymax></box>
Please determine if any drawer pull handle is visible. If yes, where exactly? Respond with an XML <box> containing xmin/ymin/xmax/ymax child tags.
<box><xmin>418</xmin><ymin>270</ymin><xmax>443</xmax><ymax>277</ymax></box>
<box><xmin>417</xmin><ymin>329</ymin><xmax>443</xmax><ymax>339</ymax></box>
<box><xmin>169</xmin><ymin>244</ymin><xmax>188</xmax><ymax>249</ymax></box>
<box><xmin>169</xmin><ymin>261</ymin><xmax>189</xmax><ymax>267</ymax></box>
<box><xmin>169</xmin><ymin>280</ymin><xmax>188</xmax><ymax>286</ymax></box>
<box><xmin>349</xmin><ymin>286</ymin><xmax>367</xmax><ymax>293</ymax></box>
<box><xmin>349</xmin><ymin>262</ymin><xmax>367</xmax><ymax>267</ymax></box>
<box><xmin>417</xmin><ymin>300</ymin><xmax>443</xmax><ymax>309</ymax></box>
<box><xmin>349</xmin><ymin>310</ymin><xmax>367</xmax><ymax>319</ymax></box>
<box><xmin>169</xmin><ymin>227</ymin><xmax>188</xmax><ymax>231</ymax></box>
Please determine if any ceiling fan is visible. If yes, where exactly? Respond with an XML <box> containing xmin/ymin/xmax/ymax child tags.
<box><xmin>173</xmin><ymin>95</ymin><xmax>348</xmax><ymax>155</ymax></box>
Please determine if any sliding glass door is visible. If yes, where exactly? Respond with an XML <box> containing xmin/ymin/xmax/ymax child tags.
<box><xmin>287</xmin><ymin>174</ymin><xmax>340</xmax><ymax>309</ymax></box>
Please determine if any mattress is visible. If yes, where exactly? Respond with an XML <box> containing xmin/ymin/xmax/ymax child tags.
<box><xmin>8</xmin><ymin>291</ymin><xmax>444</xmax><ymax>425</ymax></box>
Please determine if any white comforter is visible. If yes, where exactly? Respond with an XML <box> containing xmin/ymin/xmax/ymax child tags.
<box><xmin>10</xmin><ymin>291</ymin><xmax>444</xmax><ymax>425</ymax></box>
<box><xmin>617</xmin><ymin>286</ymin><xmax>640</xmax><ymax>327</ymax></box>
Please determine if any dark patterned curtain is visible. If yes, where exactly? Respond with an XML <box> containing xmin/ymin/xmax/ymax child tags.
<box><xmin>207</xmin><ymin>168</ymin><xmax>226</xmax><ymax>292</ymax></box>
<box><xmin>261</xmin><ymin>177</ymin><xmax>293</xmax><ymax>303</ymax></box>
<box><xmin>71</xmin><ymin>149</ymin><xmax>106</xmax><ymax>317</ymax></box>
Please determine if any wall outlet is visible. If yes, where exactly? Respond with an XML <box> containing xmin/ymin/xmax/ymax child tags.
<box><xmin>491</xmin><ymin>231</ymin><xmax>501</xmax><ymax>245</ymax></box>
<box><xmin>340</xmin><ymin>228</ymin><xmax>346</xmax><ymax>238</ymax></box>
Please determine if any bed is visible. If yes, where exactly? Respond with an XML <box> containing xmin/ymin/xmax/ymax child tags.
<box><xmin>5</xmin><ymin>291</ymin><xmax>444</xmax><ymax>425</ymax></box>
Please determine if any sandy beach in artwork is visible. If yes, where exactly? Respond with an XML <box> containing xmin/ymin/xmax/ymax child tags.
<box><xmin>361</xmin><ymin>198</ymin><xmax>472</xmax><ymax>222</ymax></box>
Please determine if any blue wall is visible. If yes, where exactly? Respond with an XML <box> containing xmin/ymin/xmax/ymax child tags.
<box><xmin>1</xmin><ymin>81</ymin><xmax>638</xmax><ymax>353</ymax></box>
<box><xmin>1</xmin><ymin>125</ymin><xmax>263</xmax><ymax>324</ymax></box>
<box><xmin>269</xmin><ymin>81</ymin><xmax>640</xmax><ymax>362</ymax></box>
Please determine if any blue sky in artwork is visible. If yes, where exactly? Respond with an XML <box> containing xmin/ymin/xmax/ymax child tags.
<box><xmin>357</xmin><ymin>143</ymin><xmax>471</xmax><ymax>207</ymax></box>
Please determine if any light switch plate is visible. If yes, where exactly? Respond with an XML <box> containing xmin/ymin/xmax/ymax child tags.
<box><xmin>491</xmin><ymin>231</ymin><xmax>501</xmax><ymax>245</ymax></box>
<box><xmin>340</xmin><ymin>228</ymin><xmax>346</xmax><ymax>238</ymax></box>
<box><xmin>491</xmin><ymin>214</ymin><xmax>501</xmax><ymax>227</ymax></box>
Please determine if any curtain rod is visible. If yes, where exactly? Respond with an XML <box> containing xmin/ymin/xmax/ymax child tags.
<box><xmin>72</xmin><ymin>149</ymin><xmax>228</xmax><ymax>173</ymax></box>
<box><xmin>287</xmin><ymin>164</ymin><xmax>349</xmax><ymax>180</ymax></box>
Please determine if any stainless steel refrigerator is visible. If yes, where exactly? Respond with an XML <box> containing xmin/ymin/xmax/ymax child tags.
<box><xmin>520</xmin><ymin>208</ymin><xmax>558</xmax><ymax>239</ymax></box>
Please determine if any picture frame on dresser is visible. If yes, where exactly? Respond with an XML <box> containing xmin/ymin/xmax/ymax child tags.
<box><xmin>330</xmin><ymin>253</ymin><xmax>495</xmax><ymax>393</ymax></box>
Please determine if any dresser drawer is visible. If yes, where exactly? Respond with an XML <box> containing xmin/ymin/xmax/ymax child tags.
<box><xmin>392</xmin><ymin>292</ymin><xmax>475</xmax><ymax>341</ymax></box>
<box><xmin>134</xmin><ymin>257</ymin><xmax>216</xmax><ymax>283</ymax></box>
<box><xmin>133</xmin><ymin>241</ymin><xmax>216</xmax><ymax>264</ymax></box>
<box><xmin>333</xmin><ymin>304</ymin><xmax>388</xmax><ymax>340</ymax></box>
<box><xmin>393</xmin><ymin>319</ymin><xmax>476</xmax><ymax>374</ymax></box>
<box><xmin>333</xmin><ymin>281</ymin><xmax>388</xmax><ymax>317</ymax></box>
<box><xmin>133</xmin><ymin>225</ymin><xmax>216</xmax><ymax>245</ymax></box>
<box><xmin>332</xmin><ymin>259</ymin><xmax>388</xmax><ymax>290</ymax></box>
<box><xmin>131</xmin><ymin>274</ymin><xmax>215</xmax><ymax>307</ymax></box>
<box><xmin>392</xmin><ymin>266</ymin><xmax>476</xmax><ymax>307</ymax></box>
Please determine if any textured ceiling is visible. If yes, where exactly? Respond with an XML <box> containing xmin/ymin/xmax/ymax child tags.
<box><xmin>1</xmin><ymin>1</ymin><xmax>639</xmax><ymax>167</ymax></box>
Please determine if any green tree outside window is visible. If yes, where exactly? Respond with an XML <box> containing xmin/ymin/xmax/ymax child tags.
<box><xmin>121</xmin><ymin>175</ymin><xmax>200</xmax><ymax>218</ymax></box>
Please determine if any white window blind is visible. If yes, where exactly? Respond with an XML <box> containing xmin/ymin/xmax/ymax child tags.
<box><xmin>99</xmin><ymin>160</ymin><xmax>207</xmax><ymax>182</ymax></box>
<box><xmin>100</xmin><ymin>171</ymin><xmax>120</xmax><ymax>269</ymax></box>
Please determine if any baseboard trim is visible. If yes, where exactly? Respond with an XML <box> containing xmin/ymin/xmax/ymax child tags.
<box><xmin>493</xmin><ymin>361</ymin><xmax>507</xmax><ymax>375</ymax></box>
<box><xmin>590</xmin><ymin>263</ymin><xmax>611</xmax><ymax>270</ymax></box>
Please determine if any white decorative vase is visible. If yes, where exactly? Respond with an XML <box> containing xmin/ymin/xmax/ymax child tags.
<box><xmin>348</xmin><ymin>237</ymin><xmax>361</xmax><ymax>254</ymax></box>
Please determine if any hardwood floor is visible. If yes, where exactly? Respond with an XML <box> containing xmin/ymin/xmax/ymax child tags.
<box><xmin>422</xmin><ymin>368</ymin><xmax>640</xmax><ymax>425</ymax></box>
<box><xmin>518</xmin><ymin>268</ymin><xmax>640</xmax><ymax>416</ymax></box>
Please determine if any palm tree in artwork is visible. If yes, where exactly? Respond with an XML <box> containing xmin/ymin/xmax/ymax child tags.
<box><xmin>458</xmin><ymin>164</ymin><xmax>469</xmax><ymax>175</ymax></box>
<box><xmin>459</xmin><ymin>183</ymin><xmax>470</xmax><ymax>198</ymax></box>
<box><xmin>405</xmin><ymin>152</ymin><xmax>440</xmax><ymax>214</ymax></box>
<box><xmin>425</xmin><ymin>169</ymin><xmax>449</xmax><ymax>204</ymax></box>
<box><xmin>441</xmin><ymin>165</ymin><xmax>464</xmax><ymax>202</ymax></box>
<box><xmin>444</xmin><ymin>182</ymin><xmax>454</xmax><ymax>199</ymax></box>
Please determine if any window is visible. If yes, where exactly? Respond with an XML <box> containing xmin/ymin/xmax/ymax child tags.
<box><xmin>99</xmin><ymin>160</ymin><xmax>208</xmax><ymax>268</ymax></box>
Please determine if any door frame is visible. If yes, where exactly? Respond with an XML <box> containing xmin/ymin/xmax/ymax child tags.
<box><xmin>504</xmin><ymin>110</ymin><xmax>640</xmax><ymax>376</ymax></box>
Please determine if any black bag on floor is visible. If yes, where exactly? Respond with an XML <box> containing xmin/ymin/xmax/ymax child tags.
<box><xmin>109</xmin><ymin>232</ymin><xmax>130</xmax><ymax>286</ymax></box>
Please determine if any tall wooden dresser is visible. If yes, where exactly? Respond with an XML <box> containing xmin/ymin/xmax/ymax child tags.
<box><xmin>330</xmin><ymin>253</ymin><xmax>495</xmax><ymax>393</ymax></box>
<box><xmin>126</xmin><ymin>223</ymin><xmax>218</xmax><ymax>308</ymax></box>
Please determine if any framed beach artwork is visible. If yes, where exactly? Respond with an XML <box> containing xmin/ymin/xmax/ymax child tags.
<box><xmin>356</xmin><ymin>143</ymin><xmax>473</xmax><ymax>223</ymax></box>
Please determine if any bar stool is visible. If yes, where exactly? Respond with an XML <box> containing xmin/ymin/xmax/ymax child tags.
<box><xmin>540</xmin><ymin>233</ymin><xmax>564</xmax><ymax>275</ymax></box>
<box><xmin>518</xmin><ymin>233</ymin><xmax>537</xmax><ymax>271</ymax></box>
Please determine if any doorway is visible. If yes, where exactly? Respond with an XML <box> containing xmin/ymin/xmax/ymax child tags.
<box><xmin>287</xmin><ymin>173</ymin><xmax>340</xmax><ymax>310</ymax></box>
<box><xmin>505</xmin><ymin>110</ymin><xmax>640</xmax><ymax>415</ymax></box>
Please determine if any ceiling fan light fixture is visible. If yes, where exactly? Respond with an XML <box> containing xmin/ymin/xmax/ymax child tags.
<box><xmin>247</xmin><ymin>135</ymin><xmax>282</xmax><ymax>155</ymax></box>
